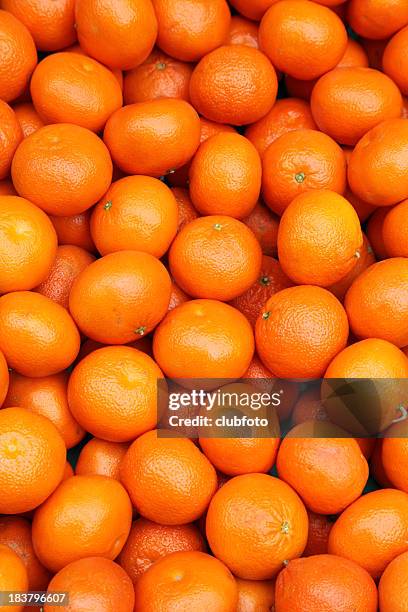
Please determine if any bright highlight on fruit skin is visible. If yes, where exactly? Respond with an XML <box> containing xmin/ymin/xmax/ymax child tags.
<box><xmin>0</xmin><ymin>0</ymin><xmax>407</xmax><ymax>609</ymax></box>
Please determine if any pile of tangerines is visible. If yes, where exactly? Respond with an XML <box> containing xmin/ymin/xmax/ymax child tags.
<box><xmin>1</xmin><ymin>0</ymin><xmax>408</xmax><ymax>610</ymax></box>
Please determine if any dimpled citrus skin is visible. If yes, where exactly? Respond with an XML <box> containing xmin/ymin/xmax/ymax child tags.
<box><xmin>30</xmin><ymin>52</ymin><xmax>123</xmax><ymax>133</ymax></box>
<box><xmin>255</xmin><ymin>286</ymin><xmax>349</xmax><ymax>379</ymax></box>
<box><xmin>103</xmin><ymin>98</ymin><xmax>201</xmax><ymax>177</ymax></box>
<box><xmin>347</xmin><ymin>0</ymin><xmax>408</xmax><ymax>40</ymax></box>
<box><xmin>189</xmin><ymin>45</ymin><xmax>278</xmax><ymax>126</ymax></box>
<box><xmin>1</xmin><ymin>0</ymin><xmax>76</xmax><ymax>51</ymax></box>
<box><xmin>259</xmin><ymin>0</ymin><xmax>347</xmax><ymax>80</ymax></box>
<box><xmin>0</xmin><ymin>100</ymin><xmax>22</xmax><ymax>179</ymax></box>
<box><xmin>0</xmin><ymin>196</ymin><xmax>57</xmax><ymax>294</ymax></box>
<box><xmin>69</xmin><ymin>250</ymin><xmax>171</xmax><ymax>344</ymax></box>
<box><xmin>32</xmin><ymin>475</ymin><xmax>132</xmax><ymax>573</ymax></box>
<box><xmin>68</xmin><ymin>346</ymin><xmax>164</xmax><ymax>442</ymax></box>
<box><xmin>0</xmin><ymin>291</ymin><xmax>80</xmax><ymax>378</ymax></box>
<box><xmin>169</xmin><ymin>216</ymin><xmax>262</xmax><ymax>301</ymax></box>
<box><xmin>261</xmin><ymin>130</ymin><xmax>347</xmax><ymax>216</ymax></box>
<box><xmin>133</xmin><ymin>551</ymin><xmax>238</xmax><ymax>612</ymax></box>
<box><xmin>75</xmin><ymin>0</ymin><xmax>158</xmax><ymax>70</ymax></box>
<box><xmin>277</xmin><ymin>423</ymin><xmax>369</xmax><ymax>515</ymax></box>
<box><xmin>206</xmin><ymin>473</ymin><xmax>308</xmax><ymax>580</ymax></box>
<box><xmin>345</xmin><ymin>258</ymin><xmax>408</xmax><ymax>348</ymax></box>
<box><xmin>379</xmin><ymin>551</ymin><xmax>408</xmax><ymax>612</ymax></box>
<box><xmin>44</xmin><ymin>557</ymin><xmax>134</xmax><ymax>612</ymax></box>
<box><xmin>189</xmin><ymin>132</ymin><xmax>261</xmax><ymax>219</ymax></box>
<box><xmin>275</xmin><ymin>554</ymin><xmax>378</xmax><ymax>612</ymax></box>
<box><xmin>153</xmin><ymin>299</ymin><xmax>254</xmax><ymax>381</ymax></box>
<box><xmin>0</xmin><ymin>544</ymin><xmax>28</xmax><ymax>609</ymax></box>
<box><xmin>348</xmin><ymin>119</ymin><xmax>408</xmax><ymax>206</ymax></box>
<box><xmin>120</xmin><ymin>430</ymin><xmax>218</xmax><ymax>525</ymax></box>
<box><xmin>328</xmin><ymin>489</ymin><xmax>408</xmax><ymax>578</ymax></box>
<box><xmin>278</xmin><ymin>190</ymin><xmax>363</xmax><ymax>287</ymax></box>
<box><xmin>11</xmin><ymin>123</ymin><xmax>113</xmax><ymax>217</ymax></box>
<box><xmin>152</xmin><ymin>0</ymin><xmax>231</xmax><ymax>62</ymax></box>
<box><xmin>311</xmin><ymin>67</ymin><xmax>402</xmax><ymax>146</ymax></box>
<box><xmin>383</xmin><ymin>26</ymin><xmax>408</xmax><ymax>95</ymax></box>
<box><xmin>0</xmin><ymin>407</ymin><xmax>66</xmax><ymax>514</ymax></box>
<box><xmin>0</xmin><ymin>10</ymin><xmax>37</xmax><ymax>103</ymax></box>
<box><xmin>90</xmin><ymin>175</ymin><xmax>178</xmax><ymax>258</ymax></box>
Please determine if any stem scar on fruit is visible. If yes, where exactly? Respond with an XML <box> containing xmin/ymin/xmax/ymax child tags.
<box><xmin>134</xmin><ymin>326</ymin><xmax>146</xmax><ymax>336</ymax></box>
<box><xmin>262</xmin><ymin>311</ymin><xmax>271</xmax><ymax>320</ymax></box>
<box><xmin>295</xmin><ymin>172</ymin><xmax>306</xmax><ymax>183</ymax></box>
<box><xmin>104</xmin><ymin>200</ymin><xmax>112</xmax><ymax>210</ymax></box>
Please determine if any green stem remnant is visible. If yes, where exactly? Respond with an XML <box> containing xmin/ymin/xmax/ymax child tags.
<box><xmin>134</xmin><ymin>326</ymin><xmax>146</xmax><ymax>336</ymax></box>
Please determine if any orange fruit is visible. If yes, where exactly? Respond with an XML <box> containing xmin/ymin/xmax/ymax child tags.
<box><xmin>245</xmin><ymin>97</ymin><xmax>317</xmax><ymax>158</ymax></box>
<box><xmin>347</xmin><ymin>0</ymin><xmax>408</xmax><ymax>40</ymax></box>
<box><xmin>153</xmin><ymin>299</ymin><xmax>254</xmax><ymax>381</ymax></box>
<box><xmin>277</xmin><ymin>421</ymin><xmax>369</xmax><ymax>514</ymax></box>
<box><xmin>0</xmin><ymin>9</ymin><xmax>37</xmax><ymax>103</ymax></box>
<box><xmin>0</xmin><ymin>179</ymin><xmax>16</xmax><ymax>195</ymax></box>
<box><xmin>291</xmin><ymin>386</ymin><xmax>328</xmax><ymax>426</ymax></box>
<box><xmin>262</xmin><ymin>130</ymin><xmax>347</xmax><ymax>216</ymax></box>
<box><xmin>278</xmin><ymin>190</ymin><xmax>362</xmax><ymax>286</ymax></box>
<box><xmin>0</xmin><ymin>100</ymin><xmax>22</xmax><ymax>179</ymax></box>
<box><xmin>44</xmin><ymin>557</ymin><xmax>134</xmax><ymax>612</ymax></box>
<box><xmin>383</xmin><ymin>25</ymin><xmax>408</xmax><ymax>95</ymax></box>
<box><xmin>75</xmin><ymin>438</ymin><xmax>129</xmax><ymax>480</ymax></box>
<box><xmin>64</xmin><ymin>41</ymin><xmax>124</xmax><ymax>89</ymax></box>
<box><xmin>228</xmin><ymin>0</ymin><xmax>277</xmax><ymax>21</ymax></box>
<box><xmin>62</xmin><ymin>461</ymin><xmax>74</xmax><ymax>481</ymax></box>
<box><xmin>242</xmin><ymin>201</ymin><xmax>279</xmax><ymax>257</ymax></box>
<box><xmin>337</xmin><ymin>37</ymin><xmax>369</xmax><ymax>68</ymax></box>
<box><xmin>379</xmin><ymin>551</ymin><xmax>408</xmax><ymax>612</ymax></box>
<box><xmin>118</xmin><ymin>518</ymin><xmax>205</xmax><ymax>583</ymax></box>
<box><xmin>12</xmin><ymin>102</ymin><xmax>44</xmax><ymax>138</ymax></box>
<box><xmin>35</xmin><ymin>244</ymin><xmax>95</xmax><ymax>309</ymax></box>
<box><xmin>345</xmin><ymin>258</ymin><xmax>408</xmax><ymax>348</ymax></box>
<box><xmin>328</xmin><ymin>488</ymin><xmax>408</xmax><ymax>578</ymax></box>
<box><xmin>75</xmin><ymin>0</ymin><xmax>157</xmax><ymax>70</ymax></box>
<box><xmin>259</xmin><ymin>0</ymin><xmax>347</xmax><ymax>80</ymax></box>
<box><xmin>0</xmin><ymin>544</ymin><xmax>28</xmax><ymax>612</ymax></box>
<box><xmin>0</xmin><ymin>516</ymin><xmax>50</xmax><ymax>590</ymax></box>
<box><xmin>325</xmin><ymin>338</ymin><xmax>408</xmax><ymax>378</ymax></box>
<box><xmin>169</xmin><ymin>216</ymin><xmax>262</xmax><ymax>301</ymax></box>
<box><xmin>123</xmin><ymin>49</ymin><xmax>193</xmax><ymax>104</ymax></box>
<box><xmin>230</xmin><ymin>256</ymin><xmax>293</xmax><ymax>327</ymax></box>
<box><xmin>342</xmin><ymin>186</ymin><xmax>376</xmax><ymax>224</ymax></box>
<box><xmin>12</xmin><ymin>123</ymin><xmax>113</xmax><ymax>216</ymax></box>
<box><xmin>134</xmin><ymin>551</ymin><xmax>237</xmax><ymax>612</ymax></box>
<box><xmin>152</xmin><ymin>0</ymin><xmax>231</xmax><ymax>62</ymax></box>
<box><xmin>121</xmin><ymin>430</ymin><xmax>217</xmax><ymax>524</ymax></box>
<box><xmin>348</xmin><ymin>118</ymin><xmax>408</xmax><ymax>206</ymax></box>
<box><xmin>206</xmin><ymin>473</ymin><xmax>308</xmax><ymax>579</ymax></box>
<box><xmin>3</xmin><ymin>371</ymin><xmax>84</xmax><ymax>449</ymax></box>
<box><xmin>168</xmin><ymin>279</ymin><xmax>190</xmax><ymax>311</ymax></box>
<box><xmin>189</xmin><ymin>45</ymin><xmax>277</xmax><ymax>126</ymax></box>
<box><xmin>199</xmin><ymin>436</ymin><xmax>280</xmax><ymax>477</ymax></box>
<box><xmin>311</xmin><ymin>67</ymin><xmax>402</xmax><ymax>146</ymax></box>
<box><xmin>30</xmin><ymin>52</ymin><xmax>123</xmax><ymax>133</ymax></box>
<box><xmin>172</xmin><ymin>187</ymin><xmax>199</xmax><ymax>232</ymax></box>
<box><xmin>2</xmin><ymin>0</ymin><xmax>75</xmax><ymax>51</ymax></box>
<box><xmin>0</xmin><ymin>349</ymin><xmax>9</xmax><ymax>408</ymax></box>
<box><xmin>189</xmin><ymin>133</ymin><xmax>261</xmax><ymax>219</ymax></box>
<box><xmin>32</xmin><ymin>475</ymin><xmax>132</xmax><ymax>572</ymax></box>
<box><xmin>381</xmin><ymin>420</ymin><xmax>408</xmax><ymax>494</ymax></box>
<box><xmin>275</xmin><ymin>554</ymin><xmax>377</xmax><ymax>612</ymax></box>
<box><xmin>328</xmin><ymin>233</ymin><xmax>376</xmax><ymax>301</ymax></box>
<box><xmin>0</xmin><ymin>291</ymin><xmax>80</xmax><ymax>377</ymax></box>
<box><xmin>90</xmin><ymin>175</ymin><xmax>178</xmax><ymax>258</ymax></box>
<box><xmin>236</xmin><ymin>579</ymin><xmax>275</xmax><ymax>612</ymax></box>
<box><xmin>68</xmin><ymin>346</ymin><xmax>163</xmax><ymax>442</ymax></box>
<box><xmin>69</xmin><ymin>250</ymin><xmax>171</xmax><ymax>344</ymax></box>
<box><xmin>227</xmin><ymin>15</ymin><xmax>259</xmax><ymax>48</ymax></box>
<box><xmin>199</xmin><ymin>117</ymin><xmax>236</xmax><ymax>141</ymax></box>
<box><xmin>383</xmin><ymin>199</ymin><xmax>408</xmax><ymax>257</ymax></box>
<box><xmin>303</xmin><ymin>511</ymin><xmax>332</xmax><ymax>556</ymax></box>
<box><xmin>366</xmin><ymin>207</ymin><xmax>389</xmax><ymax>260</ymax></box>
<box><xmin>104</xmin><ymin>98</ymin><xmax>200</xmax><ymax>177</ymax></box>
<box><xmin>285</xmin><ymin>75</ymin><xmax>316</xmax><ymax>101</ymax></box>
<box><xmin>49</xmin><ymin>210</ymin><xmax>96</xmax><ymax>253</ymax></box>
<box><xmin>370</xmin><ymin>440</ymin><xmax>393</xmax><ymax>488</ymax></box>
<box><xmin>256</xmin><ymin>285</ymin><xmax>349</xmax><ymax>378</ymax></box>
<box><xmin>0</xmin><ymin>407</ymin><xmax>66</xmax><ymax>514</ymax></box>
<box><xmin>0</xmin><ymin>195</ymin><xmax>57</xmax><ymax>293</ymax></box>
